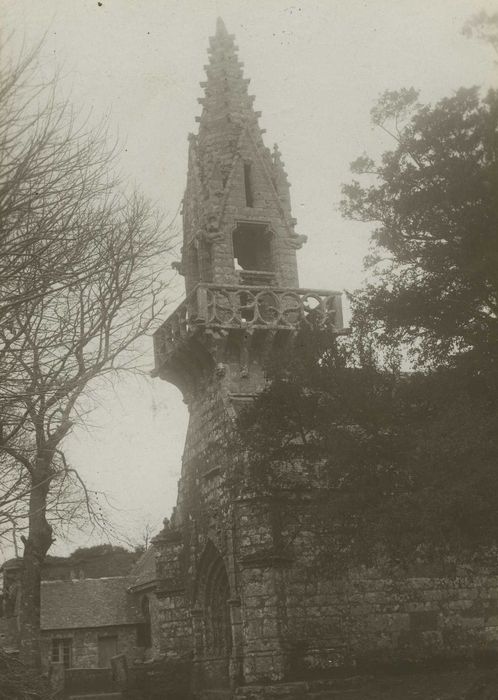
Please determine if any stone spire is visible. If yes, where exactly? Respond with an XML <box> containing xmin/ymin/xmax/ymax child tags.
<box><xmin>179</xmin><ymin>19</ymin><xmax>307</xmax><ymax>294</ymax></box>
<box><xmin>194</xmin><ymin>17</ymin><xmax>268</xmax><ymax>191</ymax></box>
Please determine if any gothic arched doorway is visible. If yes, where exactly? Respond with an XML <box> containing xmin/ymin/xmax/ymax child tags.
<box><xmin>194</xmin><ymin>541</ymin><xmax>232</xmax><ymax>689</ymax></box>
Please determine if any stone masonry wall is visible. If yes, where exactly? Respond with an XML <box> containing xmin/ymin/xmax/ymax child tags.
<box><xmin>264</xmin><ymin>496</ymin><xmax>498</xmax><ymax>678</ymax></box>
<box><xmin>40</xmin><ymin>625</ymin><xmax>143</xmax><ymax>671</ymax></box>
<box><xmin>283</xmin><ymin>565</ymin><xmax>498</xmax><ymax>676</ymax></box>
<box><xmin>154</xmin><ymin>591</ymin><xmax>192</xmax><ymax>659</ymax></box>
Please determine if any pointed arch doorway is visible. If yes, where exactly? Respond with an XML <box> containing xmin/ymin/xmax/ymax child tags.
<box><xmin>193</xmin><ymin>541</ymin><xmax>233</xmax><ymax>690</ymax></box>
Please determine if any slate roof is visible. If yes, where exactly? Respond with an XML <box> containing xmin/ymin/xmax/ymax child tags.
<box><xmin>128</xmin><ymin>546</ymin><xmax>158</xmax><ymax>591</ymax></box>
<box><xmin>40</xmin><ymin>576</ymin><xmax>143</xmax><ymax>630</ymax></box>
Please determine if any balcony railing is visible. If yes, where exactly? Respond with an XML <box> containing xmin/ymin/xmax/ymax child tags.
<box><xmin>153</xmin><ymin>283</ymin><xmax>343</xmax><ymax>369</ymax></box>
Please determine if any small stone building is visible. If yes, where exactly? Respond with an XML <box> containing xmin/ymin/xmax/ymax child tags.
<box><xmin>40</xmin><ymin>576</ymin><xmax>145</xmax><ymax>671</ymax></box>
<box><xmin>134</xmin><ymin>17</ymin><xmax>498</xmax><ymax>699</ymax></box>
<box><xmin>0</xmin><ymin>557</ymin><xmax>149</xmax><ymax>671</ymax></box>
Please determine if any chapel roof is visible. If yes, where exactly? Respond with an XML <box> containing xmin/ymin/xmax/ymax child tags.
<box><xmin>40</xmin><ymin>576</ymin><xmax>143</xmax><ymax>630</ymax></box>
<box><xmin>128</xmin><ymin>545</ymin><xmax>158</xmax><ymax>592</ymax></box>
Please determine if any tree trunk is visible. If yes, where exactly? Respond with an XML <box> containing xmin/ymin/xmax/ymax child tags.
<box><xmin>19</xmin><ymin>467</ymin><xmax>53</xmax><ymax>669</ymax></box>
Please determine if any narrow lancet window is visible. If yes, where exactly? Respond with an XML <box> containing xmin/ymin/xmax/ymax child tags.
<box><xmin>244</xmin><ymin>163</ymin><xmax>254</xmax><ymax>207</ymax></box>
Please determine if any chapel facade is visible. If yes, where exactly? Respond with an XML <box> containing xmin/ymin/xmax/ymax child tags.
<box><xmin>142</xmin><ymin>18</ymin><xmax>498</xmax><ymax>700</ymax></box>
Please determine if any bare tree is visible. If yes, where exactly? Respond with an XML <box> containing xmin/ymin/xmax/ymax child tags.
<box><xmin>0</xmin><ymin>37</ymin><xmax>127</xmax><ymax>321</ymax></box>
<box><xmin>0</xmin><ymin>37</ymin><xmax>174</xmax><ymax>667</ymax></box>
<box><xmin>0</xmin><ymin>449</ymin><xmax>112</xmax><ymax>557</ymax></box>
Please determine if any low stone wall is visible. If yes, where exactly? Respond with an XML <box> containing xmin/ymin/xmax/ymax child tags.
<box><xmin>126</xmin><ymin>656</ymin><xmax>192</xmax><ymax>700</ymax></box>
<box><xmin>282</xmin><ymin>553</ymin><xmax>498</xmax><ymax>674</ymax></box>
<box><xmin>65</xmin><ymin>667</ymin><xmax>115</xmax><ymax>694</ymax></box>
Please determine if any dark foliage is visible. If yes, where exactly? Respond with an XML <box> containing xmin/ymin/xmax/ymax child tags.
<box><xmin>341</xmin><ymin>87</ymin><xmax>498</xmax><ymax>371</ymax></box>
<box><xmin>228</xmin><ymin>86</ymin><xmax>495</xmax><ymax>566</ymax></box>
<box><xmin>0</xmin><ymin>648</ymin><xmax>51</xmax><ymax>700</ymax></box>
<box><xmin>238</xmin><ymin>87</ymin><xmax>498</xmax><ymax>567</ymax></box>
<box><xmin>237</xmin><ymin>320</ymin><xmax>498</xmax><ymax>568</ymax></box>
<box><xmin>68</xmin><ymin>544</ymin><xmax>131</xmax><ymax>560</ymax></box>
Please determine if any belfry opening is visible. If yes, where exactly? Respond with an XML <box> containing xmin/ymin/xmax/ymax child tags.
<box><xmin>232</xmin><ymin>222</ymin><xmax>273</xmax><ymax>275</ymax></box>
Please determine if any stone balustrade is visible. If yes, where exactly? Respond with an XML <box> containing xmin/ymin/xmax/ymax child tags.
<box><xmin>153</xmin><ymin>283</ymin><xmax>343</xmax><ymax>370</ymax></box>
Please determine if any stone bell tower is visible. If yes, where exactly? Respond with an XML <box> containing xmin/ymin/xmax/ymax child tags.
<box><xmin>150</xmin><ymin>18</ymin><xmax>343</xmax><ymax>697</ymax></box>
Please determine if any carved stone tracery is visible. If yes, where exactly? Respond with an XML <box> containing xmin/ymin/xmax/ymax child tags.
<box><xmin>153</xmin><ymin>283</ymin><xmax>343</xmax><ymax>371</ymax></box>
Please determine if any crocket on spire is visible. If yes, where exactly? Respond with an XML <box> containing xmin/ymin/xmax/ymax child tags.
<box><xmin>195</xmin><ymin>18</ymin><xmax>268</xmax><ymax>190</ymax></box>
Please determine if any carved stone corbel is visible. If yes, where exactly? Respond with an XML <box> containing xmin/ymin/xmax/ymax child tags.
<box><xmin>196</xmin><ymin>213</ymin><xmax>225</xmax><ymax>245</ymax></box>
<box><xmin>286</xmin><ymin>232</ymin><xmax>308</xmax><ymax>249</ymax></box>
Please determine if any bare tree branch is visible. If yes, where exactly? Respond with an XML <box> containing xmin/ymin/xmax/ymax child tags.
<box><xmin>0</xmin><ymin>34</ymin><xmax>176</xmax><ymax>668</ymax></box>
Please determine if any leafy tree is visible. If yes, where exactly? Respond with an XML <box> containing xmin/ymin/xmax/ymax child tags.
<box><xmin>236</xmin><ymin>87</ymin><xmax>498</xmax><ymax>571</ymax></box>
<box><xmin>463</xmin><ymin>10</ymin><xmax>498</xmax><ymax>58</ymax></box>
<box><xmin>68</xmin><ymin>544</ymin><xmax>132</xmax><ymax>560</ymax></box>
<box><xmin>236</xmin><ymin>321</ymin><xmax>498</xmax><ymax>570</ymax></box>
<box><xmin>341</xmin><ymin>87</ymin><xmax>498</xmax><ymax>372</ymax></box>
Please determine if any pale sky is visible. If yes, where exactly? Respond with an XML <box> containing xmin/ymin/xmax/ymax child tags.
<box><xmin>1</xmin><ymin>0</ymin><xmax>496</xmax><ymax>555</ymax></box>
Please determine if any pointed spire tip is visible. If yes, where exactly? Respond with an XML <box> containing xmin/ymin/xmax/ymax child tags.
<box><xmin>216</xmin><ymin>17</ymin><xmax>228</xmax><ymax>35</ymax></box>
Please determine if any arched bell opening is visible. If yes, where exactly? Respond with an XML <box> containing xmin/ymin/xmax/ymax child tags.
<box><xmin>232</xmin><ymin>222</ymin><xmax>275</xmax><ymax>286</ymax></box>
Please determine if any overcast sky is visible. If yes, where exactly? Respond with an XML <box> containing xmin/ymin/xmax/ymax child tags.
<box><xmin>1</xmin><ymin>0</ymin><xmax>496</xmax><ymax>556</ymax></box>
